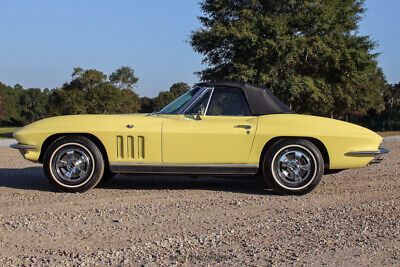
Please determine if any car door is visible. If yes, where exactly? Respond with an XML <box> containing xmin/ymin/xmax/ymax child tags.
<box><xmin>162</xmin><ymin>87</ymin><xmax>258</xmax><ymax>164</ymax></box>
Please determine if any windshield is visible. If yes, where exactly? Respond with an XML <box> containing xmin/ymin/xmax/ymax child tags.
<box><xmin>158</xmin><ymin>87</ymin><xmax>201</xmax><ymax>114</ymax></box>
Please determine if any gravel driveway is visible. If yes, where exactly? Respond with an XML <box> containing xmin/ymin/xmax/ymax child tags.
<box><xmin>0</xmin><ymin>139</ymin><xmax>15</xmax><ymax>147</ymax></box>
<box><xmin>0</xmin><ymin>138</ymin><xmax>399</xmax><ymax>265</ymax></box>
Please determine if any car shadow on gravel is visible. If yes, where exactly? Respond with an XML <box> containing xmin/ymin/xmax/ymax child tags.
<box><xmin>99</xmin><ymin>175</ymin><xmax>275</xmax><ymax>195</ymax></box>
<box><xmin>0</xmin><ymin>167</ymin><xmax>274</xmax><ymax>195</ymax></box>
<box><xmin>0</xmin><ymin>167</ymin><xmax>53</xmax><ymax>191</ymax></box>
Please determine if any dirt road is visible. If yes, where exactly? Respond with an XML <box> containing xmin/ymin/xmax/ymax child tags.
<box><xmin>0</xmin><ymin>138</ymin><xmax>399</xmax><ymax>265</ymax></box>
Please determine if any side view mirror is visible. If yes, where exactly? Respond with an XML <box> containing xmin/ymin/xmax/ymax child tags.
<box><xmin>195</xmin><ymin>105</ymin><xmax>205</xmax><ymax>120</ymax></box>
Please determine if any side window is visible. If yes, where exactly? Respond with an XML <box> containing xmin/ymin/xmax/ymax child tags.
<box><xmin>207</xmin><ymin>87</ymin><xmax>251</xmax><ymax>116</ymax></box>
<box><xmin>185</xmin><ymin>90</ymin><xmax>212</xmax><ymax>115</ymax></box>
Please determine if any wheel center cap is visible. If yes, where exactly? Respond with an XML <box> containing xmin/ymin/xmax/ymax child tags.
<box><xmin>67</xmin><ymin>162</ymin><xmax>76</xmax><ymax>171</ymax></box>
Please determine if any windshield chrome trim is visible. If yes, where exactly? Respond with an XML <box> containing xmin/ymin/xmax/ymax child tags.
<box><xmin>174</xmin><ymin>86</ymin><xmax>205</xmax><ymax>115</ymax></box>
<box><xmin>180</xmin><ymin>87</ymin><xmax>213</xmax><ymax>115</ymax></box>
<box><xmin>157</xmin><ymin>86</ymin><xmax>203</xmax><ymax>115</ymax></box>
<box><xmin>204</xmin><ymin>88</ymin><xmax>214</xmax><ymax>115</ymax></box>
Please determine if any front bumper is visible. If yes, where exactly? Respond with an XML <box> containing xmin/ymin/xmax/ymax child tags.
<box><xmin>9</xmin><ymin>143</ymin><xmax>40</xmax><ymax>162</ymax></box>
<box><xmin>346</xmin><ymin>148</ymin><xmax>390</xmax><ymax>164</ymax></box>
<box><xmin>9</xmin><ymin>143</ymin><xmax>38</xmax><ymax>150</ymax></box>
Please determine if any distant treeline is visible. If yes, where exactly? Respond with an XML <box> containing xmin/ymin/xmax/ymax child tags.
<box><xmin>0</xmin><ymin>66</ymin><xmax>190</xmax><ymax>126</ymax></box>
<box><xmin>349</xmin><ymin>82</ymin><xmax>400</xmax><ymax>131</ymax></box>
<box><xmin>0</xmin><ymin>66</ymin><xmax>399</xmax><ymax>131</ymax></box>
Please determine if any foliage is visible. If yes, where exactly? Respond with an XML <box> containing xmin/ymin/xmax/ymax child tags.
<box><xmin>169</xmin><ymin>82</ymin><xmax>191</xmax><ymax>96</ymax></box>
<box><xmin>152</xmin><ymin>82</ymin><xmax>190</xmax><ymax>111</ymax></box>
<box><xmin>109</xmin><ymin>66</ymin><xmax>139</xmax><ymax>90</ymax></box>
<box><xmin>0</xmin><ymin>91</ymin><xmax>3</xmax><ymax>119</ymax></box>
<box><xmin>139</xmin><ymin>96</ymin><xmax>155</xmax><ymax>113</ymax></box>
<box><xmin>0</xmin><ymin>68</ymin><xmax>190</xmax><ymax>126</ymax></box>
<box><xmin>49</xmin><ymin>67</ymin><xmax>141</xmax><ymax>115</ymax></box>
<box><xmin>190</xmin><ymin>0</ymin><xmax>386</xmax><ymax>117</ymax></box>
<box><xmin>18</xmin><ymin>88</ymin><xmax>51</xmax><ymax>125</ymax></box>
<box><xmin>384</xmin><ymin>82</ymin><xmax>400</xmax><ymax>113</ymax></box>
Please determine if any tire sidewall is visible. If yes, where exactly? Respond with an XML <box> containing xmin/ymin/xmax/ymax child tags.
<box><xmin>44</xmin><ymin>136</ymin><xmax>104</xmax><ymax>193</ymax></box>
<box><xmin>263</xmin><ymin>139</ymin><xmax>324</xmax><ymax>195</ymax></box>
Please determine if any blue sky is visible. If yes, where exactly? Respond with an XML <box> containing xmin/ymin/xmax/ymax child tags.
<box><xmin>0</xmin><ymin>0</ymin><xmax>399</xmax><ymax>97</ymax></box>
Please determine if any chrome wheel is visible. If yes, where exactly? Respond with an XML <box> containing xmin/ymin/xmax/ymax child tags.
<box><xmin>276</xmin><ymin>149</ymin><xmax>312</xmax><ymax>185</ymax></box>
<box><xmin>265</xmin><ymin>139</ymin><xmax>323</xmax><ymax>194</ymax></box>
<box><xmin>52</xmin><ymin>146</ymin><xmax>93</xmax><ymax>185</ymax></box>
<box><xmin>44</xmin><ymin>137</ymin><xmax>105</xmax><ymax>192</ymax></box>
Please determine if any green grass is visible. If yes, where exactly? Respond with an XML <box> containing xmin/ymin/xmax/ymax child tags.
<box><xmin>0</xmin><ymin>127</ymin><xmax>20</xmax><ymax>139</ymax></box>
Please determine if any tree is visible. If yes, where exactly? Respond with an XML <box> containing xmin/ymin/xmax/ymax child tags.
<box><xmin>49</xmin><ymin>67</ymin><xmax>141</xmax><ymax>115</ymax></box>
<box><xmin>190</xmin><ymin>0</ymin><xmax>385</xmax><ymax>117</ymax></box>
<box><xmin>153</xmin><ymin>91</ymin><xmax>178</xmax><ymax>112</ymax></box>
<box><xmin>116</xmin><ymin>89</ymin><xmax>141</xmax><ymax>114</ymax></box>
<box><xmin>0</xmin><ymin>92</ymin><xmax>3</xmax><ymax>119</ymax></box>
<box><xmin>18</xmin><ymin>88</ymin><xmax>50</xmax><ymax>125</ymax></box>
<box><xmin>0</xmin><ymin>82</ymin><xmax>23</xmax><ymax>125</ymax></box>
<box><xmin>140</xmin><ymin>96</ymin><xmax>155</xmax><ymax>113</ymax></box>
<box><xmin>109</xmin><ymin>66</ymin><xmax>139</xmax><ymax>90</ymax></box>
<box><xmin>384</xmin><ymin>82</ymin><xmax>400</xmax><ymax>113</ymax></box>
<box><xmin>153</xmin><ymin>82</ymin><xmax>190</xmax><ymax>111</ymax></box>
<box><xmin>169</xmin><ymin>82</ymin><xmax>191</xmax><ymax>96</ymax></box>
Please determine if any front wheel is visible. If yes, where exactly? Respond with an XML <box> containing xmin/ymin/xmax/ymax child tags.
<box><xmin>43</xmin><ymin>136</ymin><xmax>105</xmax><ymax>193</ymax></box>
<box><xmin>262</xmin><ymin>139</ymin><xmax>324</xmax><ymax>195</ymax></box>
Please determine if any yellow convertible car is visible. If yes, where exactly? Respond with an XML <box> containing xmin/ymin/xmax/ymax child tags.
<box><xmin>11</xmin><ymin>82</ymin><xmax>389</xmax><ymax>194</ymax></box>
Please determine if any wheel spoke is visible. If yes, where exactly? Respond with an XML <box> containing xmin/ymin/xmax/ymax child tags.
<box><xmin>294</xmin><ymin>170</ymin><xmax>301</xmax><ymax>182</ymax></box>
<box><xmin>78</xmin><ymin>170</ymin><xmax>86</xmax><ymax>178</ymax></box>
<box><xmin>67</xmin><ymin>151</ymin><xmax>75</xmax><ymax>161</ymax></box>
<box><xmin>56</xmin><ymin>160</ymin><xmax>68</xmax><ymax>168</ymax></box>
<box><xmin>294</xmin><ymin>151</ymin><xmax>303</xmax><ymax>159</ymax></box>
<box><xmin>81</xmin><ymin>155</ymin><xmax>88</xmax><ymax>162</ymax></box>
<box><xmin>300</xmin><ymin>164</ymin><xmax>311</xmax><ymax>172</ymax></box>
<box><xmin>276</xmin><ymin>148</ymin><xmax>313</xmax><ymax>185</ymax></box>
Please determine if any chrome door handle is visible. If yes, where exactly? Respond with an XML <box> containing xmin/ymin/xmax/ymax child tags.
<box><xmin>234</xmin><ymin>125</ymin><xmax>251</xmax><ymax>129</ymax></box>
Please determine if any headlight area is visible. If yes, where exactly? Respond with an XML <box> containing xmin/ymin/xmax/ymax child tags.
<box><xmin>12</xmin><ymin>128</ymin><xmax>22</xmax><ymax>139</ymax></box>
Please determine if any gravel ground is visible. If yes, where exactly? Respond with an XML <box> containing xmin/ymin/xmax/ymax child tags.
<box><xmin>0</xmin><ymin>138</ymin><xmax>399</xmax><ymax>266</ymax></box>
<box><xmin>0</xmin><ymin>139</ymin><xmax>15</xmax><ymax>146</ymax></box>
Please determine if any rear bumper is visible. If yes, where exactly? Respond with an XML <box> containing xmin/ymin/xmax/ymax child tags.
<box><xmin>346</xmin><ymin>149</ymin><xmax>390</xmax><ymax>156</ymax></box>
<box><xmin>346</xmin><ymin>148</ymin><xmax>390</xmax><ymax>165</ymax></box>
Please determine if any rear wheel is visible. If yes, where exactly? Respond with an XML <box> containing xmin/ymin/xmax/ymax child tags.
<box><xmin>262</xmin><ymin>138</ymin><xmax>324</xmax><ymax>195</ymax></box>
<box><xmin>43</xmin><ymin>136</ymin><xmax>105</xmax><ymax>193</ymax></box>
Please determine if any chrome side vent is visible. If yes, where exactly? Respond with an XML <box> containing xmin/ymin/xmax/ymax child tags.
<box><xmin>117</xmin><ymin>135</ymin><xmax>144</xmax><ymax>159</ymax></box>
<box><xmin>117</xmin><ymin>136</ymin><xmax>124</xmax><ymax>159</ymax></box>
<box><xmin>127</xmin><ymin>136</ymin><xmax>134</xmax><ymax>159</ymax></box>
<box><xmin>138</xmin><ymin>136</ymin><xmax>145</xmax><ymax>159</ymax></box>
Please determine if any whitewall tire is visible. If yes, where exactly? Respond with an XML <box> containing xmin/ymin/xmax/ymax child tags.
<box><xmin>262</xmin><ymin>138</ymin><xmax>324</xmax><ymax>195</ymax></box>
<box><xmin>43</xmin><ymin>136</ymin><xmax>105</xmax><ymax>193</ymax></box>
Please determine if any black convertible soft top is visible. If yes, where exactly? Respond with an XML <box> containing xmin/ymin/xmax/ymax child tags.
<box><xmin>195</xmin><ymin>81</ymin><xmax>295</xmax><ymax>116</ymax></box>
